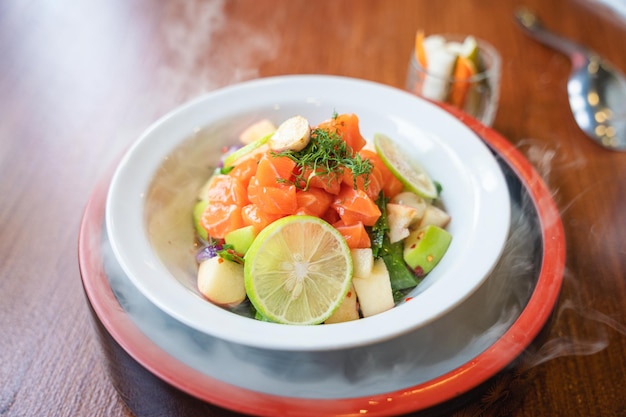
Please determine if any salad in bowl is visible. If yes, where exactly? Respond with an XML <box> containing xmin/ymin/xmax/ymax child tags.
<box><xmin>193</xmin><ymin>113</ymin><xmax>452</xmax><ymax>325</ymax></box>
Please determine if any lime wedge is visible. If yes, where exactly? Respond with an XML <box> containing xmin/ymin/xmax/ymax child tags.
<box><xmin>223</xmin><ymin>132</ymin><xmax>272</xmax><ymax>168</ymax></box>
<box><xmin>244</xmin><ymin>215</ymin><xmax>353</xmax><ymax>325</ymax></box>
<box><xmin>373</xmin><ymin>133</ymin><xmax>438</xmax><ymax>199</ymax></box>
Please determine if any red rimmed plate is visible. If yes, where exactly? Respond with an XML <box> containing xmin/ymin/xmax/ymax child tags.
<box><xmin>78</xmin><ymin>109</ymin><xmax>564</xmax><ymax>416</ymax></box>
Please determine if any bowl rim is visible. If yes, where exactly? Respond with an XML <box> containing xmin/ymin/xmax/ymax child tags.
<box><xmin>104</xmin><ymin>75</ymin><xmax>511</xmax><ymax>350</ymax></box>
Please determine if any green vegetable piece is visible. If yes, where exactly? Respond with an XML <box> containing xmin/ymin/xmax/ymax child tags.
<box><xmin>223</xmin><ymin>132</ymin><xmax>272</xmax><ymax>168</ymax></box>
<box><xmin>368</xmin><ymin>192</ymin><xmax>418</xmax><ymax>291</ymax></box>
<box><xmin>403</xmin><ymin>225</ymin><xmax>452</xmax><ymax>277</ymax></box>
<box><xmin>193</xmin><ymin>200</ymin><xmax>209</xmax><ymax>241</ymax></box>
<box><xmin>368</xmin><ymin>193</ymin><xmax>389</xmax><ymax>258</ymax></box>
<box><xmin>224</xmin><ymin>225</ymin><xmax>258</xmax><ymax>255</ymax></box>
<box><xmin>380</xmin><ymin>236</ymin><xmax>420</xmax><ymax>291</ymax></box>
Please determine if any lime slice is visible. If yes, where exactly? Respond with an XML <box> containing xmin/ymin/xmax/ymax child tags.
<box><xmin>373</xmin><ymin>133</ymin><xmax>438</xmax><ymax>199</ymax></box>
<box><xmin>223</xmin><ymin>132</ymin><xmax>272</xmax><ymax>168</ymax></box>
<box><xmin>244</xmin><ymin>215</ymin><xmax>353</xmax><ymax>325</ymax></box>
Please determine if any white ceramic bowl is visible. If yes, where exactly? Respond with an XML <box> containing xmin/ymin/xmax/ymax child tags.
<box><xmin>105</xmin><ymin>75</ymin><xmax>510</xmax><ymax>351</ymax></box>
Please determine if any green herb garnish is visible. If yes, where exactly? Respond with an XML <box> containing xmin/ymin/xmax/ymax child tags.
<box><xmin>273</xmin><ymin>126</ymin><xmax>373</xmax><ymax>190</ymax></box>
<box><xmin>217</xmin><ymin>244</ymin><xmax>244</xmax><ymax>265</ymax></box>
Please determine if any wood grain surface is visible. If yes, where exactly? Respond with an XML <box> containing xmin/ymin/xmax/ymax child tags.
<box><xmin>1</xmin><ymin>0</ymin><xmax>625</xmax><ymax>416</ymax></box>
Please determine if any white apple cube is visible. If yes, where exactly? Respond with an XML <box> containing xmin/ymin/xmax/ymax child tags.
<box><xmin>350</xmin><ymin>248</ymin><xmax>374</xmax><ymax>278</ymax></box>
<box><xmin>325</xmin><ymin>284</ymin><xmax>360</xmax><ymax>323</ymax></box>
<box><xmin>197</xmin><ymin>256</ymin><xmax>246</xmax><ymax>307</ymax></box>
<box><xmin>386</xmin><ymin>203</ymin><xmax>420</xmax><ymax>243</ymax></box>
<box><xmin>390</xmin><ymin>190</ymin><xmax>426</xmax><ymax>207</ymax></box>
<box><xmin>391</xmin><ymin>191</ymin><xmax>427</xmax><ymax>220</ymax></box>
<box><xmin>418</xmin><ymin>205</ymin><xmax>451</xmax><ymax>229</ymax></box>
<box><xmin>352</xmin><ymin>258</ymin><xmax>395</xmax><ymax>318</ymax></box>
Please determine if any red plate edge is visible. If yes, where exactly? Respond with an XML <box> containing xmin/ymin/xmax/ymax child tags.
<box><xmin>78</xmin><ymin>112</ymin><xmax>565</xmax><ymax>417</ymax></box>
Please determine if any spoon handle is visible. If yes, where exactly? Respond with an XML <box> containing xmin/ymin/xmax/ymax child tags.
<box><xmin>515</xmin><ymin>8</ymin><xmax>589</xmax><ymax>67</ymax></box>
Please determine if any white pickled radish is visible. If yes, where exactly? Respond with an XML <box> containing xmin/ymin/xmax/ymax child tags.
<box><xmin>421</xmin><ymin>47</ymin><xmax>457</xmax><ymax>101</ymax></box>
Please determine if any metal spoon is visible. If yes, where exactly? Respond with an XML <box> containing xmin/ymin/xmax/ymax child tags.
<box><xmin>515</xmin><ymin>8</ymin><xmax>626</xmax><ymax>151</ymax></box>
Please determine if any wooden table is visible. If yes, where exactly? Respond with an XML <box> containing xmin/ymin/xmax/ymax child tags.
<box><xmin>2</xmin><ymin>0</ymin><xmax>625</xmax><ymax>416</ymax></box>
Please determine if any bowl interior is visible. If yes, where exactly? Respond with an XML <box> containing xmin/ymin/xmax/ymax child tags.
<box><xmin>106</xmin><ymin>75</ymin><xmax>510</xmax><ymax>350</ymax></box>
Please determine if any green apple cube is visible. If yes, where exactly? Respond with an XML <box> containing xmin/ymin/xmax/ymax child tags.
<box><xmin>403</xmin><ymin>225</ymin><xmax>452</xmax><ymax>277</ymax></box>
<box><xmin>193</xmin><ymin>200</ymin><xmax>209</xmax><ymax>241</ymax></box>
<box><xmin>225</xmin><ymin>225</ymin><xmax>258</xmax><ymax>254</ymax></box>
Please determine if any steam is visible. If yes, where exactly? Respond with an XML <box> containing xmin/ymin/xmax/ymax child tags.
<box><xmin>515</xmin><ymin>139</ymin><xmax>626</xmax><ymax>370</ymax></box>
<box><xmin>154</xmin><ymin>0</ymin><xmax>279</xmax><ymax>103</ymax></box>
